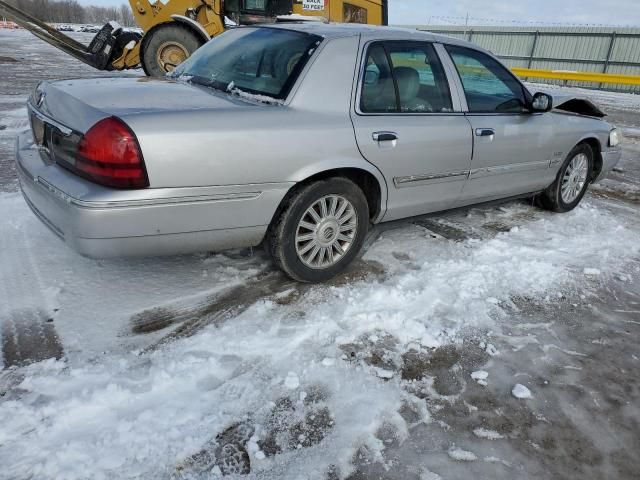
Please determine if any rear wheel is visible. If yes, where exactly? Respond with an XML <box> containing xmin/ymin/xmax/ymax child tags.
<box><xmin>267</xmin><ymin>178</ymin><xmax>370</xmax><ymax>283</ymax></box>
<box><xmin>538</xmin><ymin>143</ymin><xmax>594</xmax><ymax>213</ymax></box>
<box><xmin>141</xmin><ymin>24</ymin><xmax>203</xmax><ymax>77</ymax></box>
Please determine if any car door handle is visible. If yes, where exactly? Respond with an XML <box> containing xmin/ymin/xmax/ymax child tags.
<box><xmin>475</xmin><ymin>128</ymin><xmax>495</xmax><ymax>137</ymax></box>
<box><xmin>372</xmin><ymin>131</ymin><xmax>398</xmax><ymax>142</ymax></box>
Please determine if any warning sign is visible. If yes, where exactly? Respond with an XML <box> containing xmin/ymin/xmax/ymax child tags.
<box><xmin>303</xmin><ymin>0</ymin><xmax>325</xmax><ymax>11</ymax></box>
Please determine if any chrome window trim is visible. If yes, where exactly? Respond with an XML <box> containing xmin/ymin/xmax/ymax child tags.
<box><xmin>464</xmin><ymin>112</ymin><xmax>544</xmax><ymax>117</ymax></box>
<box><xmin>353</xmin><ymin>39</ymin><xmax>466</xmax><ymax>117</ymax></box>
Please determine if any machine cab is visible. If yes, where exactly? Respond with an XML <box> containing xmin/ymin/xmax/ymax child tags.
<box><xmin>224</xmin><ymin>0</ymin><xmax>388</xmax><ymax>26</ymax></box>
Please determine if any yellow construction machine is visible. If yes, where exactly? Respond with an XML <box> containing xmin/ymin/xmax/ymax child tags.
<box><xmin>0</xmin><ymin>0</ymin><xmax>388</xmax><ymax>76</ymax></box>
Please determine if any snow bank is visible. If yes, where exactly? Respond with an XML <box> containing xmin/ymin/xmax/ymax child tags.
<box><xmin>0</xmin><ymin>329</ymin><xmax>401</xmax><ymax>479</ymax></box>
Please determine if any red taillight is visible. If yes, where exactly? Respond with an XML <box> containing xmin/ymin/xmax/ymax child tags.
<box><xmin>76</xmin><ymin>117</ymin><xmax>149</xmax><ymax>189</ymax></box>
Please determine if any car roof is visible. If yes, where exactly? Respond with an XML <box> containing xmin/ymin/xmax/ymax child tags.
<box><xmin>267</xmin><ymin>22</ymin><xmax>485</xmax><ymax>52</ymax></box>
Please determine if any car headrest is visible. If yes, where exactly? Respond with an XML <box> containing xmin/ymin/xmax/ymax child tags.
<box><xmin>393</xmin><ymin>67</ymin><xmax>420</xmax><ymax>102</ymax></box>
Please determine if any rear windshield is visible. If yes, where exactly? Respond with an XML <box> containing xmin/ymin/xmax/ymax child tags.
<box><xmin>171</xmin><ymin>27</ymin><xmax>322</xmax><ymax>101</ymax></box>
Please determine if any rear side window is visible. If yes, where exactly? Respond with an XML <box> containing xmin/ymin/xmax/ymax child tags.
<box><xmin>171</xmin><ymin>27</ymin><xmax>322</xmax><ymax>100</ymax></box>
<box><xmin>360</xmin><ymin>42</ymin><xmax>453</xmax><ymax>114</ymax></box>
<box><xmin>446</xmin><ymin>45</ymin><xmax>527</xmax><ymax>113</ymax></box>
<box><xmin>361</xmin><ymin>44</ymin><xmax>397</xmax><ymax>113</ymax></box>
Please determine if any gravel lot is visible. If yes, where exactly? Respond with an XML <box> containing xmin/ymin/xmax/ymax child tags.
<box><xmin>1</xmin><ymin>29</ymin><xmax>639</xmax><ymax>480</ymax></box>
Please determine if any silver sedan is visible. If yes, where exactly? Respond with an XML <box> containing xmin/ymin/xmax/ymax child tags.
<box><xmin>15</xmin><ymin>23</ymin><xmax>622</xmax><ymax>282</ymax></box>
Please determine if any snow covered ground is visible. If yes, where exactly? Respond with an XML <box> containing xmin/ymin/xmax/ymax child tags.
<box><xmin>1</xmin><ymin>30</ymin><xmax>640</xmax><ymax>480</ymax></box>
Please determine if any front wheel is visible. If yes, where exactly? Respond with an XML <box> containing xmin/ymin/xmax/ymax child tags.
<box><xmin>538</xmin><ymin>144</ymin><xmax>594</xmax><ymax>213</ymax></box>
<box><xmin>141</xmin><ymin>24</ymin><xmax>203</xmax><ymax>77</ymax></box>
<box><xmin>267</xmin><ymin>178</ymin><xmax>370</xmax><ymax>283</ymax></box>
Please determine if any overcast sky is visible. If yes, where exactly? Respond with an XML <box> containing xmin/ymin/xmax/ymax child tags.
<box><xmin>389</xmin><ymin>0</ymin><xmax>640</xmax><ymax>26</ymax></box>
<box><xmin>78</xmin><ymin>0</ymin><xmax>640</xmax><ymax>27</ymax></box>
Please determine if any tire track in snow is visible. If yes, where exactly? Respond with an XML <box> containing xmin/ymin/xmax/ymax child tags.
<box><xmin>131</xmin><ymin>203</ymin><xmax>553</xmax><ymax>352</ymax></box>
<box><xmin>132</xmin><ymin>261</ymin><xmax>386</xmax><ymax>351</ymax></box>
<box><xmin>0</xmin><ymin>227</ymin><xmax>63</xmax><ymax>369</ymax></box>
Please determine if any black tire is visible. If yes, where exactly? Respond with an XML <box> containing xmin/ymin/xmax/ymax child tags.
<box><xmin>267</xmin><ymin>178</ymin><xmax>370</xmax><ymax>283</ymax></box>
<box><xmin>538</xmin><ymin>143</ymin><xmax>594</xmax><ymax>213</ymax></box>
<box><xmin>141</xmin><ymin>24</ymin><xmax>203</xmax><ymax>77</ymax></box>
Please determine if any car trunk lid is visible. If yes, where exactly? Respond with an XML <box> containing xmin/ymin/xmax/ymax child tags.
<box><xmin>33</xmin><ymin>76</ymin><xmax>252</xmax><ymax>134</ymax></box>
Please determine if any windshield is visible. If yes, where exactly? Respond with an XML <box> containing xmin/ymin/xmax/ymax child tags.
<box><xmin>171</xmin><ymin>27</ymin><xmax>323</xmax><ymax>101</ymax></box>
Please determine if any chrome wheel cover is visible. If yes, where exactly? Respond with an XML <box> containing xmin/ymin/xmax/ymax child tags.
<box><xmin>561</xmin><ymin>153</ymin><xmax>589</xmax><ymax>204</ymax></box>
<box><xmin>295</xmin><ymin>195</ymin><xmax>358</xmax><ymax>269</ymax></box>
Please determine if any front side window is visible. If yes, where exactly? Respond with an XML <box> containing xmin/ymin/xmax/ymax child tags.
<box><xmin>171</xmin><ymin>27</ymin><xmax>322</xmax><ymax>100</ymax></box>
<box><xmin>344</xmin><ymin>3</ymin><xmax>368</xmax><ymax>24</ymax></box>
<box><xmin>446</xmin><ymin>45</ymin><xmax>527</xmax><ymax>113</ymax></box>
<box><xmin>360</xmin><ymin>42</ymin><xmax>453</xmax><ymax>114</ymax></box>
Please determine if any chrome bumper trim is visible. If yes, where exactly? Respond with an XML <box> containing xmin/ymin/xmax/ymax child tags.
<box><xmin>17</xmin><ymin>158</ymin><xmax>263</xmax><ymax>209</ymax></box>
<box><xmin>35</xmin><ymin>176</ymin><xmax>263</xmax><ymax>209</ymax></box>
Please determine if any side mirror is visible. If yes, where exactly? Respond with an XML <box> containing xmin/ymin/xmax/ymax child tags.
<box><xmin>531</xmin><ymin>92</ymin><xmax>553</xmax><ymax>112</ymax></box>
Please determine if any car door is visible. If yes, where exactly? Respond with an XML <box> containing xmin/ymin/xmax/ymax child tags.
<box><xmin>443</xmin><ymin>45</ymin><xmax>556</xmax><ymax>205</ymax></box>
<box><xmin>351</xmin><ymin>41</ymin><xmax>473</xmax><ymax>222</ymax></box>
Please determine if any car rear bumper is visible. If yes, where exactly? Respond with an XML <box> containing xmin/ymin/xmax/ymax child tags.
<box><xmin>15</xmin><ymin>131</ymin><xmax>292</xmax><ymax>258</ymax></box>
<box><xmin>595</xmin><ymin>147</ymin><xmax>622</xmax><ymax>182</ymax></box>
